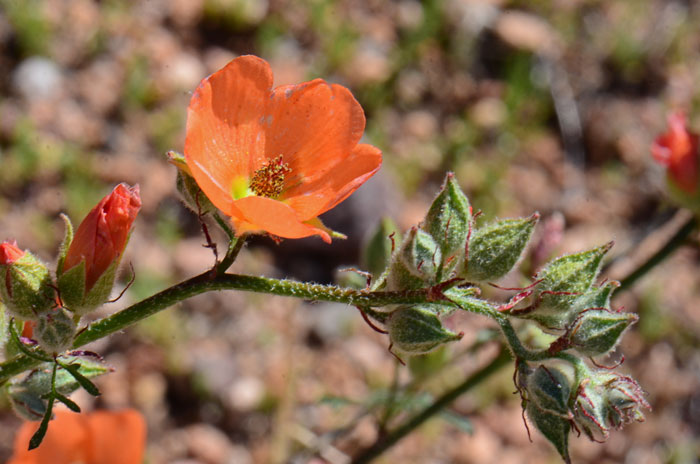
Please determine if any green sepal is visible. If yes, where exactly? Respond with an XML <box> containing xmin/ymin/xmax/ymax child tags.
<box><xmin>35</xmin><ymin>307</ymin><xmax>77</xmax><ymax>354</ymax></box>
<box><xmin>168</xmin><ymin>150</ymin><xmax>217</xmax><ymax>215</ymax></box>
<box><xmin>526</xmin><ymin>402</ymin><xmax>572</xmax><ymax>464</ymax></box>
<box><xmin>463</xmin><ymin>213</ymin><xmax>538</xmax><ymax>282</ymax></box>
<box><xmin>571</xmin><ymin>280</ymin><xmax>619</xmax><ymax>312</ymax></box>
<box><xmin>0</xmin><ymin>303</ymin><xmax>7</xmax><ymax>359</ymax></box>
<box><xmin>568</xmin><ymin>309</ymin><xmax>638</xmax><ymax>357</ymax></box>
<box><xmin>363</xmin><ymin>218</ymin><xmax>400</xmax><ymax>282</ymax></box>
<box><xmin>0</xmin><ymin>251</ymin><xmax>55</xmax><ymax>320</ymax></box>
<box><xmin>55</xmin><ymin>213</ymin><xmax>74</xmax><ymax>275</ymax></box>
<box><xmin>527</xmin><ymin>365</ymin><xmax>572</xmax><ymax>417</ymax></box>
<box><xmin>387</xmin><ymin>227</ymin><xmax>442</xmax><ymax>290</ymax></box>
<box><xmin>58</xmin><ymin>257</ymin><xmax>121</xmax><ymax>316</ymax></box>
<box><xmin>423</xmin><ymin>173</ymin><xmax>471</xmax><ymax>279</ymax></box>
<box><xmin>387</xmin><ymin>305</ymin><xmax>463</xmax><ymax>355</ymax></box>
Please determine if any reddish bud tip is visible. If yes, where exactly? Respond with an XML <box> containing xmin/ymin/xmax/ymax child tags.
<box><xmin>0</xmin><ymin>241</ymin><xmax>25</xmax><ymax>265</ymax></box>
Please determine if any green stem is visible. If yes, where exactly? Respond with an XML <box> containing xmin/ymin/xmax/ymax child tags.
<box><xmin>618</xmin><ymin>214</ymin><xmax>697</xmax><ymax>291</ymax></box>
<box><xmin>216</xmin><ymin>234</ymin><xmax>247</xmax><ymax>274</ymax></box>
<box><xmin>351</xmin><ymin>349</ymin><xmax>511</xmax><ymax>464</ymax></box>
<box><xmin>0</xmin><ymin>273</ymin><xmax>464</xmax><ymax>384</ymax></box>
<box><xmin>494</xmin><ymin>315</ymin><xmax>550</xmax><ymax>362</ymax></box>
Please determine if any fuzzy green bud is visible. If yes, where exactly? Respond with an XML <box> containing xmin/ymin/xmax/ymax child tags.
<box><xmin>521</xmin><ymin>243</ymin><xmax>613</xmax><ymax>331</ymax></box>
<box><xmin>387</xmin><ymin>227</ymin><xmax>442</xmax><ymax>290</ymax></box>
<box><xmin>463</xmin><ymin>214</ymin><xmax>538</xmax><ymax>282</ymax></box>
<box><xmin>9</xmin><ymin>355</ymin><xmax>111</xmax><ymax>419</ymax></box>
<box><xmin>0</xmin><ymin>246</ymin><xmax>54</xmax><ymax>321</ymax></box>
<box><xmin>573</xmin><ymin>372</ymin><xmax>649</xmax><ymax>442</ymax></box>
<box><xmin>35</xmin><ymin>307</ymin><xmax>77</xmax><ymax>354</ymax></box>
<box><xmin>568</xmin><ymin>309</ymin><xmax>637</xmax><ymax>357</ymax></box>
<box><xmin>423</xmin><ymin>173</ymin><xmax>471</xmax><ymax>278</ymax></box>
<box><xmin>387</xmin><ymin>305</ymin><xmax>463</xmax><ymax>354</ymax></box>
<box><xmin>526</xmin><ymin>402</ymin><xmax>571</xmax><ymax>464</ymax></box>
<box><xmin>527</xmin><ymin>365</ymin><xmax>572</xmax><ymax>417</ymax></box>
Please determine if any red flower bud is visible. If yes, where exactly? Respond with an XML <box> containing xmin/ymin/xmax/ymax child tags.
<box><xmin>0</xmin><ymin>241</ymin><xmax>25</xmax><ymax>265</ymax></box>
<box><xmin>63</xmin><ymin>184</ymin><xmax>141</xmax><ymax>292</ymax></box>
<box><xmin>651</xmin><ymin>112</ymin><xmax>699</xmax><ymax>193</ymax></box>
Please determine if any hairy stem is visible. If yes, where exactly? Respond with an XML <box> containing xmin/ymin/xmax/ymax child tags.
<box><xmin>0</xmin><ymin>273</ymin><xmax>469</xmax><ymax>384</ymax></box>
<box><xmin>351</xmin><ymin>349</ymin><xmax>512</xmax><ymax>464</ymax></box>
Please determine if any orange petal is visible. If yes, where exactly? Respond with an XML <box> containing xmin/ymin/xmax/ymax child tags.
<box><xmin>8</xmin><ymin>410</ymin><xmax>90</xmax><ymax>464</ymax></box>
<box><xmin>86</xmin><ymin>409</ymin><xmax>146</xmax><ymax>464</ymax></box>
<box><xmin>264</xmin><ymin>81</ymin><xmax>365</xmax><ymax>188</ymax></box>
<box><xmin>185</xmin><ymin>55</ymin><xmax>272</xmax><ymax>213</ymax></box>
<box><xmin>229</xmin><ymin>196</ymin><xmax>331</xmax><ymax>242</ymax></box>
<box><xmin>285</xmin><ymin>143</ymin><xmax>382</xmax><ymax>219</ymax></box>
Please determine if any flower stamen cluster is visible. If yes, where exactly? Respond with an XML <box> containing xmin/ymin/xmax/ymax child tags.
<box><xmin>249</xmin><ymin>155</ymin><xmax>291</xmax><ymax>199</ymax></box>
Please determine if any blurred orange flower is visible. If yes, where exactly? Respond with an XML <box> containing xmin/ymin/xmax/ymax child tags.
<box><xmin>8</xmin><ymin>409</ymin><xmax>146</xmax><ymax>464</ymax></box>
<box><xmin>62</xmin><ymin>183</ymin><xmax>141</xmax><ymax>291</ymax></box>
<box><xmin>184</xmin><ymin>55</ymin><xmax>382</xmax><ymax>242</ymax></box>
<box><xmin>651</xmin><ymin>112</ymin><xmax>699</xmax><ymax>193</ymax></box>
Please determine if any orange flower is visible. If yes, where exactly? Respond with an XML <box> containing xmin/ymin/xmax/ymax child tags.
<box><xmin>651</xmin><ymin>112</ymin><xmax>699</xmax><ymax>193</ymax></box>
<box><xmin>184</xmin><ymin>55</ymin><xmax>382</xmax><ymax>242</ymax></box>
<box><xmin>62</xmin><ymin>183</ymin><xmax>141</xmax><ymax>292</ymax></box>
<box><xmin>0</xmin><ymin>241</ymin><xmax>25</xmax><ymax>265</ymax></box>
<box><xmin>8</xmin><ymin>409</ymin><xmax>146</xmax><ymax>464</ymax></box>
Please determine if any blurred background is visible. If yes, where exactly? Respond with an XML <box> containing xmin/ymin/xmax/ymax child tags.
<box><xmin>0</xmin><ymin>0</ymin><xmax>699</xmax><ymax>462</ymax></box>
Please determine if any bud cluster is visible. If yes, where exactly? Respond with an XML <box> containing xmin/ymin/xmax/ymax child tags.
<box><xmin>358</xmin><ymin>173</ymin><xmax>647</xmax><ymax>462</ymax></box>
<box><xmin>0</xmin><ymin>184</ymin><xmax>141</xmax><ymax>356</ymax></box>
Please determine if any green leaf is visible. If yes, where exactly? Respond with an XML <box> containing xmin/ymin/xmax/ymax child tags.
<box><xmin>464</xmin><ymin>214</ymin><xmax>538</xmax><ymax>282</ymax></box>
<box><xmin>29</xmin><ymin>397</ymin><xmax>54</xmax><ymax>450</ymax></box>
<box><xmin>61</xmin><ymin>363</ymin><xmax>101</xmax><ymax>396</ymax></box>
<box><xmin>55</xmin><ymin>392</ymin><xmax>81</xmax><ymax>412</ymax></box>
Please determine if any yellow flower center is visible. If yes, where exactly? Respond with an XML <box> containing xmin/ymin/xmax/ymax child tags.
<box><xmin>249</xmin><ymin>155</ymin><xmax>291</xmax><ymax>199</ymax></box>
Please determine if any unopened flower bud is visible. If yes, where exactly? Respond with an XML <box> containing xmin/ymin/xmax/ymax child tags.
<box><xmin>463</xmin><ymin>213</ymin><xmax>538</xmax><ymax>282</ymax></box>
<box><xmin>387</xmin><ymin>227</ymin><xmax>442</xmax><ymax>290</ymax></box>
<box><xmin>0</xmin><ymin>242</ymin><xmax>54</xmax><ymax>320</ymax></box>
<box><xmin>526</xmin><ymin>364</ymin><xmax>572</xmax><ymax>417</ymax></box>
<box><xmin>567</xmin><ymin>308</ymin><xmax>637</xmax><ymax>357</ymax></box>
<box><xmin>387</xmin><ymin>305</ymin><xmax>463</xmax><ymax>354</ymax></box>
<box><xmin>521</xmin><ymin>243</ymin><xmax>613</xmax><ymax>331</ymax></box>
<box><xmin>573</xmin><ymin>372</ymin><xmax>649</xmax><ymax>442</ymax></box>
<box><xmin>651</xmin><ymin>112</ymin><xmax>699</xmax><ymax>195</ymax></box>
<box><xmin>423</xmin><ymin>173</ymin><xmax>471</xmax><ymax>277</ymax></box>
<box><xmin>58</xmin><ymin>184</ymin><xmax>141</xmax><ymax>315</ymax></box>
<box><xmin>526</xmin><ymin>402</ymin><xmax>571</xmax><ymax>463</ymax></box>
<box><xmin>35</xmin><ymin>307</ymin><xmax>77</xmax><ymax>354</ymax></box>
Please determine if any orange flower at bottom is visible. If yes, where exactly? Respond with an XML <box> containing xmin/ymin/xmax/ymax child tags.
<box><xmin>8</xmin><ymin>409</ymin><xmax>146</xmax><ymax>464</ymax></box>
<box><xmin>184</xmin><ymin>55</ymin><xmax>382</xmax><ymax>243</ymax></box>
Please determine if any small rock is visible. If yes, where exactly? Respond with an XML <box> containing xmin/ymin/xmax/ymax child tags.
<box><xmin>12</xmin><ymin>57</ymin><xmax>64</xmax><ymax>101</ymax></box>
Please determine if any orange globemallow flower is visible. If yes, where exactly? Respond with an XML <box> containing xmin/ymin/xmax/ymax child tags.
<box><xmin>184</xmin><ymin>55</ymin><xmax>382</xmax><ymax>242</ymax></box>
<box><xmin>651</xmin><ymin>112</ymin><xmax>699</xmax><ymax>193</ymax></box>
<box><xmin>8</xmin><ymin>409</ymin><xmax>146</xmax><ymax>464</ymax></box>
<box><xmin>0</xmin><ymin>241</ymin><xmax>25</xmax><ymax>265</ymax></box>
<box><xmin>62</xmin><ymin>183</ymin><xmax>141</xmax><ymax>291</ymax></box>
